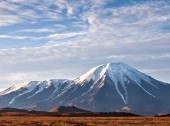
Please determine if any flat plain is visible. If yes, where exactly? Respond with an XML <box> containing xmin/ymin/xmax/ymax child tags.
<box><xmin>0</xmin><ymin>117</ymin><xmax>170</xmax><ymax>126</ymax></box>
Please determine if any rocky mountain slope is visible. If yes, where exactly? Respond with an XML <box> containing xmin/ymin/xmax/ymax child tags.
<box><xmin>0</xmin><ymin>62</ymin><xmax>170</xmax><ymax>115</ymax></box>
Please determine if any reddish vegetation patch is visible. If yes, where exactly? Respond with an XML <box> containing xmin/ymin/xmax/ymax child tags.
<box><xmin>0</xmin><ymin>117</ymin><xmax>170</xmax><ymax>126</ymax></box>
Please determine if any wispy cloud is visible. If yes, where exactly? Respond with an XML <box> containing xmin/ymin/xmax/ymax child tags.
<box><xmin>15</xmin><ymin>28</ymin><xmax>57</xmax><ymax>33</ymax></box>
<box><xmin>0</xmin><ymin>0</ymin><xmax>170</xmax><ymax>87</ymax></box>
<box><xmin>47</xmin><ymin>32</ymin><xmax>87</xmax><ymax>41</ymax></box>
<box><xmin>0</xmin><ymin>35</ymin><xmax>43</xmax><ymax>40</ymax></box>
<box><xmin>0</xmin><ymin>14</ymin><xmax>21</xmax><ymax>27</ymax></box>
<box><xmin>0</xmin><ymin>31</ymin><xmax>87</xmax><ymax>41</ymax></box>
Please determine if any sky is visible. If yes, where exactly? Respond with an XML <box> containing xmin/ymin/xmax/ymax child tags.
<box><xmin>0</xmin><ymin>0</ymin><xmax>170</xmax><ymax>90</ymax></box>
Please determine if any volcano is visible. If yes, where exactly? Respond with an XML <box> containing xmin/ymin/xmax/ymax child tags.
<box><xmin>0</xmin><ymin>62</ymin><xmax>170</xmax><ymax>115</ymax></box>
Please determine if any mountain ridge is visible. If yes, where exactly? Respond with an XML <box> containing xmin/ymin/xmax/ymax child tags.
<box><xmin>0</xmin><ymin>62</ymin><xmax>170</xmax><ymax>115</ymax></box>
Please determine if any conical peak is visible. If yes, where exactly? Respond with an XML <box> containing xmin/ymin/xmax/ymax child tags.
<box><xmin>105</xmin><ymin>62</ymin><xmax>135</xmax><ymax>71</ymax></box>
<box><xmin>76</xmin><ymin>62</ymin><xmax>157</xmax><ymax>105</ymax></box>
<box><xmin>77</xmin><ymin>62</ymin><xmax>153</xmax><ymax>86</ymax></box>
<box><xmin>77</xmin><ymin>62</ymin><xmax>136</xmax><ymax>83</ymax></box>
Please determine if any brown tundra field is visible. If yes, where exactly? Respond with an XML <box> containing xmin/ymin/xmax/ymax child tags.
<box><xmin>0</xmin><ymin>117</ymin><xmax>170</xmax><ymax>126</ymax></box>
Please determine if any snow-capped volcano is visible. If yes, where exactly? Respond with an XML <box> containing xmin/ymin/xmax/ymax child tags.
<box><xmin>0</xmin><ymin>62</ymin><xmax>170</xmax><ymax>115</ymax></box>
<box><xmin>75</xmin><ymin>62</ymin><xmax>158</xmax><ymax>104</ymax></box>
<box><xmin>78</xmin><ymin>62</ymin><xmax>152</xmax><ymax>84</ymax></box>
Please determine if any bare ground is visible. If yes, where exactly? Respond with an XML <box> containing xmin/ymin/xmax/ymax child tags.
<box><xmin>0</xmin><ymin>117</ymin><xmax>170</xmax><ymax>126</ymax></box>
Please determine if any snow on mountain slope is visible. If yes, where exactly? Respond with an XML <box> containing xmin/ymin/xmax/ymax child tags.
<box><xmin>75</xmin><ymin>62</ymin><xmax>158</xmax><ymax>104</ymax></box>
<box><xmin>0</xmin><ymin>62</ymin><xmax>170</xmax><ymax>115</ymax></box>
<box><xmin>77</xmin><ymin>62</ymin><xmax>154</xmax><ymax>85</ymax></box>
<box><xmin>0</xmin><ymin>81</ymin><xmax>39</xmax><ymax>96</ymax></box>
<box><xmin>0</xmin><ymin>79</ymin><xmax>70</xmax><ymax>96</ymax></box>
<box><xmin>0</xmin><ymin>79</ymin><xmax>72</xmax><ymax>107</ymax></box>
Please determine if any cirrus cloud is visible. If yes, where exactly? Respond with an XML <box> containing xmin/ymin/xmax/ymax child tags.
<box><xmin>0</xmin><ymin>0</ymin><xmax>170</xmax><ymax>89</ymax></box>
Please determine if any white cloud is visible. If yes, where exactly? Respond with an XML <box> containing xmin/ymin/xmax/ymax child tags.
<box><xmin>0</xmin><ymin>0</ymin><xmax>62</xmax><ymax>26</ymax></box>
<box><xmin>0</xmin><ymin>31</ymin><xmax>87</xmax><ymax>41</ymax></box>
<box><xmin>0</xmin><ymin>0</ymin><xmax>170</xmax><ymax>88</ymax></box>
<box><xmin>66</xmin><ymin>4</ymin><xmax>74</xmax><ymax>15</ymax></box>
<box><xmin>47</xmin><ymin>32</ymin><xmax>87</xmax><ymax>41</ymax></box>
<box><xmin>0</xmin><ymin>0</ymin><xmax>40</xmax><ymax>26</ymax></box>
<box><xmin>15</xmin><ymin>28</ymin><xmax>57</xmax><ymax>33</ymax></box>
<box><xmin>0</xmin><ymin>14</ymin><xmax>21</xmax><ymax>26</ymax></box>
<box><xmin>0</xmin><ymin>35</ymin><xmax>43</xmax><ymax>40</ymax></box>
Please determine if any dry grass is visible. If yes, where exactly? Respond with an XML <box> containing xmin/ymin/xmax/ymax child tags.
<box><xmin>0</xmin><ymin>116</ymin><xmax>170</xmax><ymax>126</ymax></box>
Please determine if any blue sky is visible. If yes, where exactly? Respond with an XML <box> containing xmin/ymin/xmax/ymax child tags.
<box><xmin>0</xmin><ymin>0</ymin><xmax>170</xmax><ymax>90</ymax></box>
